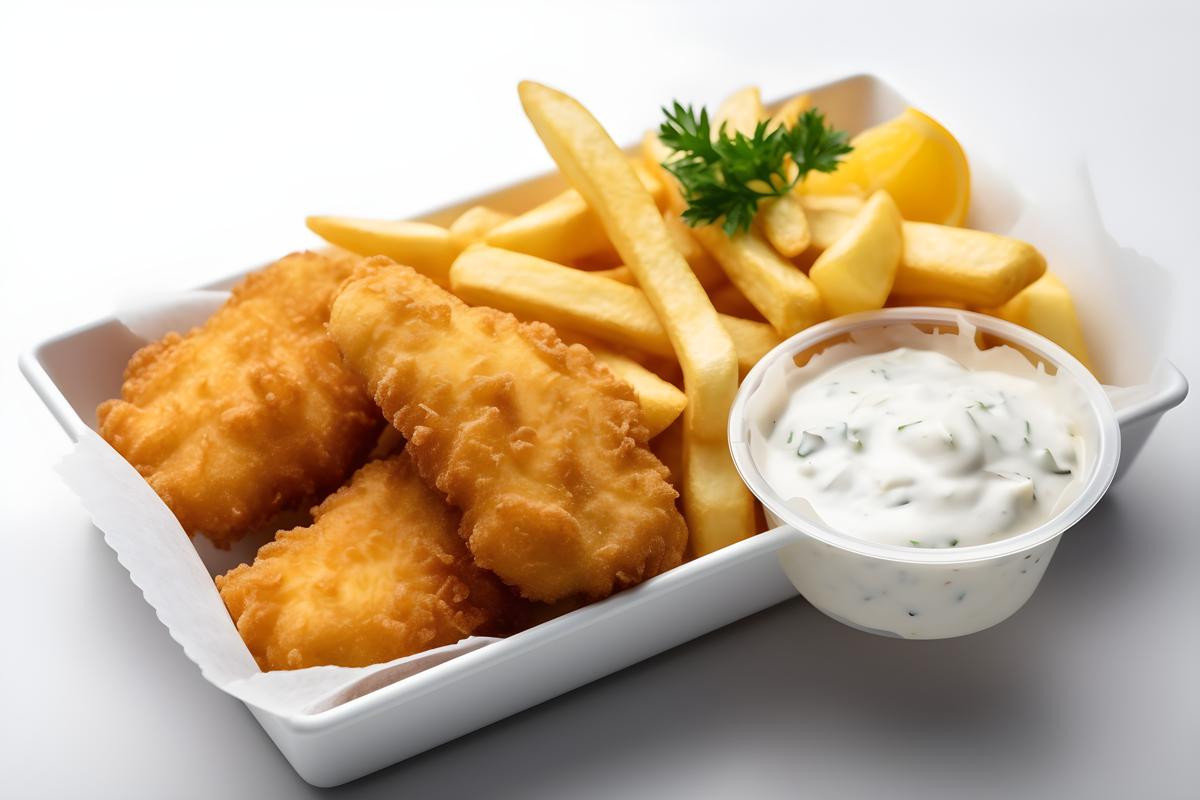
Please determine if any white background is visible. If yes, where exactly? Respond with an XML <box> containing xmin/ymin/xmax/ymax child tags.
<box><xmin>2</xmin><ymin>1</ymin><xmax>1197</xmax><ymax>797</ymax></box>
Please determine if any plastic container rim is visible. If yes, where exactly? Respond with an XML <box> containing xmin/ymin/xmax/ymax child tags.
<box><xmin>728</xmin><ymin>307</ymin><xmax>1122</xmax><ymax>566</ymax></box>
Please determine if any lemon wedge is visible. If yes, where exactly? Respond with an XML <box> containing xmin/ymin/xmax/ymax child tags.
<box><xmin>804</xmin><ymin>108</ymin><xmax>971</xmax><ymax>227</ymax></box>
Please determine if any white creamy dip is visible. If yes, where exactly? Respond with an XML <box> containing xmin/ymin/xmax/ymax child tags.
<box><xmin>758</xmin><ymin>347</ymin><xmax>1086</xmax><ymax>549</ymax></box>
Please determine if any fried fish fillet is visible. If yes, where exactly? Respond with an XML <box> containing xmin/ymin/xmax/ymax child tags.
<box><xmin>328</xmin><ymin>257</ymin><xmax>688</xmax><ymax>603</ymax></box>
<box><xmin>217</xmin><ymin>456</ymin><xmax>518</xmax><ymax>670</ymax></box>
<box><xmin>97</xmin><ymin>251</ymin><xmax>383</xmax><ymax>547</ymax></box>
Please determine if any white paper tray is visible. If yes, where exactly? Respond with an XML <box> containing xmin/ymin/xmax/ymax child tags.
<box><xmin>18</xmin><ymin>74</ymin><xmax>1188</xmax><ymax>786</ymax></box>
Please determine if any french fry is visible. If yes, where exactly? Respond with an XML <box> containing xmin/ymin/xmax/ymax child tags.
<box><xmin>644</xmin><ymin>125</ymin><xmax>823</xmax><ymax>336</ymax></box>
<box><xmin>483</xmin><ymin>161</ymin><xmax>665</xmax><ymax>265</ymax></box>
<box><xmin>663</xmin><ymin>210</ymin><xmax>726</xmax><ymax>289</ymax></box>
<box><xmin>306</xmin><ymin>217</ymin><xmax>458</xmax><ymax>286</ymax></box>
<box><xmin>484</xmin><ymin>189</ymin><xmax>614</xmax><ymax>264</ymax></box>
<box><xmin>448</xmin><ymin>205</ymin><xmax>513</xmax><ymax>249</ymax></box>
<box><xmin>683</xmin><ymin>436</ymin><xmax>760</xmax><ymax>556</ymax></box>
<box><xmin>708</xmin><ymin>282</ymin><xmax>766</xmax><ymax>322</ymax></box>
<box><xmin>590</xmin><ymin>347</ymin><xmax>687</xmax><ymax>437</ymax></box>
<box><xmin>632</xmin><ymin>160</ymin><xmax>667</xmax><ymax>205</ymax></box>
<box><xmin>800</xmin><ymin>194</ymin><xmax>864</xmax><ymax>250</ymax></box>
<box><xmin>715</xmin><ymin>86</ymin><xmax>764</xmax><ymax>136</ymax></box>
<box><xmin>895</xmin><ymin>221</ymin><xmax>1046</xmax><ymax>307</ymax></box>
<box><xmin>809</xmin><ymin>190</ymin><xmax>904</xmax><ymax>316</ymax></box>
<box><xmin>769</xmin><ymin>93</ymin><xmax>813</xmax><ymax>128</ymax></box>
<box><xmin>453</xmin><ymin>246</ymin><xmax>670</xmax><ymax>356</ymax></box>
<box><xmin>592</xmin><ymin>265</ymin><xmax>636</xmax><ymax>285</ymax></box>
<box><xmin>886</xmin><ymin>295</ymin><xmax>968</xmax><ymax>309</ymax></box>
<box><xmin>644</xmin><ymin>354</ymin><xmax>683</xmax><ymax>386</ymax></box>
<box><xmin>759</xmin><ymin>192</ymin><xmax>811</xmax><ymax>257</ymax></box>
<box><xmin>984</xmin><ymin>272</ymin><xmax>1093</xmax><ymax>370</ymax></box>
<box><xmin>569</xmin><ymin>251</ymin><xmax>625</xmax><ymax>270</ymax></box>
<box><xmin>755</xmin><ymin>93</ymin><xmax>816</xmax><ymax>256</ymax></box>
<box><xmin>450</xmin><ymin>246</ymin><xmax>776</xmax><ymax>373</ymax></box>
<box><xmin>691</xmin><ymin>224</ymin><xmax>825</xmax><ymax>336</ymax></box>
<box><xmin>518</xmin><ymin>81</ymin><xmax>754</xmax><ymax>553</ymax></box>
<box><xmin>800</xmin><ymin>197</ymin><xmax>1046</xmax><ymax>307</ymax></box>
<box><xmin>641</xmin><ymin>129</ymin><xmax>672</xmax><ymax>183</ymax></box>
<box><xmin>632</xmin><ymin>137</ymin><xmax>730</xmax><ymax>290</ymax></box>
<box><xmin>650</xmin><ymin>417</ymin><xmax>684</xmax><ymax>492</ymax></box>
<box><xmin>720</xmin><ymin>314</ymin><xmax>783</xmax><ymax>375</ymax></box>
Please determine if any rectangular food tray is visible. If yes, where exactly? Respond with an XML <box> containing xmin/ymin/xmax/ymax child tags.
<box><xmin>18</xmin><ymin>74</ymin><xmax>1188</xmax><ymax>786</ymax></box>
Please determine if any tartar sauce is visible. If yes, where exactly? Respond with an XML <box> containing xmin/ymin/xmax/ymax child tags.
<box><xmin>760</xmin><ymin>347</ymin><xmax>1085</xmax><ymax>548</ymax></box>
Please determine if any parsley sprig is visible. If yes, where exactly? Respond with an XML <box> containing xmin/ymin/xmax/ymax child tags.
<box><xmin>657</xmin><ymin>102</ymin><xmax>853</xmax><ymax>234</ymax></box>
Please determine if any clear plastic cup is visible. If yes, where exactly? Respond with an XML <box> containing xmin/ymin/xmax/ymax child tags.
<box><xmin>728</xmin><ymin>308</ymin><xmax>1121</xmax><ymax>639</ymax></box>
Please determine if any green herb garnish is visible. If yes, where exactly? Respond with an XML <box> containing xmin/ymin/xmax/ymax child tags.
<box><xmin>1035</xmin><ymin>448</ymin><xmax>1073</xmax><ymax>475</ymax></box>
<box><xmin>897</xmin><ymin>420</ymin><xmax>923</xmax><ymax>432</ymax></box>
<box><xmin>657</xmin><ymin>103</ymin><xmax>852</xmax><ymax>234</ymax></box>
<box><xmin>796</xmin><ymin>431</ymin><xmax>825</xmax><ymax>458</ymax></box>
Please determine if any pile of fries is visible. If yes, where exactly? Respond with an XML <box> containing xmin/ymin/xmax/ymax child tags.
<box><xmin>307</xmin><ymin>82</ymin><xmax>1091</xmax><ymax>558</ymax></box>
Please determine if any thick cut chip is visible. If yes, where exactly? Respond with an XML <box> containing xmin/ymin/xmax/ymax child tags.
<box><xmin>768</xmin><ymin>93</ymin><xmax>813</xmax><ymax>129</ymax></box>
<box><xmin>720</xmin><ymin>314</ymin><xmax>782</xmax><ymax>376</ymax></box>
<box><xmin>708</xmin><ymin>282</ymin><xmax>766</xmax><ymax>322</ymax></box>
<box><xmin>691</xmin><ymin>224</ymin><xmax>825</xmax><ymax>336</ymax></box>
<box><xmin>642</xmin><ymin>127</ymin><xmax>824</xmax><ymax>337</ymax></box>
<box><xmin>592</xmin><ymin>265</ymin><xmax>636</xmax><ymax>285</ymax></box>
<box><xmin>802</xmin><ymin>197</ymin><xmax>1046</xmax><ymax>307</ymax></box>
<box><xmin>306</xmin><ymin>217</ymin><xmax>458</xmax><ymax>285</ymax></box>
<box><xmin>448</xmin><ymin>206</ymin><xmax>514</xmax><ymax>249</ymax></box>
<box><xmin>895</xmin><ymin>221</ymin><xmax>1046</xmax><ymax>307</ymax></box>
<box><xmin>590</xmin><ymin>348</ymin><xmax>687</xmax><ymax>437</ymax></box>
<box><xmin>662</xmin><ymin>210</ymin><xmax>726</xmax><ymax>289</ymax></box>
<box><xmin>985</xmin><ymin>272</ymin><xmax>1093</xmax><ymax>371</ymax></box>
<box><xmin>809</xmin><ymin>190</ymin><xmax>904</xmax><ymax>316</ymax></box>
<box><xmin>449</xmin><ymin>246</ymin><xmax>778</xmax><ymax>373</ymax></box>
<box><xmin>760</xmin><ymin>192</ymin><xmax>812</xmax><ymax>257</ymax></box>
<box><xmin>483</xmin><ymin>162</ymin><xmax>665</xmax><ymax>265</ymax></box>
<box><xmin>518</xmin><ymin>81</ymin><xmax>754</xmax><ymax>554</ymax></box>
<box><xmin>886</xmin><ymin>295</ymin><xmax>968</xmax><ymax>310</ymax></box>
<box><xmin>800</xmin><ymin>194</ymin><xmax>866</xmax><ymax>250</ymax></box>
<box><xmin>484</xmin><ymin>189</ymin><xmax>615</xmax><ymax>264</ymax></box>
<box><xmin>715</xmin><ymin>86</ymin><xmax>765</xmax><ymax>136</ymax></box>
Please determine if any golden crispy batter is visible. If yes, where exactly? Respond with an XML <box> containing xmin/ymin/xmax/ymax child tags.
<box><xmin>97</xmin><ymin>251</ymin><xmax>383</xmax><ymax>547</ymax></box>
<box><xmin>216</xmin><ymin>457</ymin><xmax>518</xmax><ymax>670</ymax></box>
<box><xmin>328</xmin><ymin>257</ymin><xmax>688</xmax><ymax>603</ymax></box>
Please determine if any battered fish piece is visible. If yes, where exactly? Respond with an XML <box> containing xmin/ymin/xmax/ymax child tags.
<box><xmin>98</xmin><ymin>252</ymin><xmax>383</xmax><ymax>547</ymax></box>
<box><xmin>217</xmin><ymin>457</ymin><xmax>517</xmax><ymax>670</ymax></box>
<box><xmin>329</xmin><ymin>258</ymin><xmax>688</xmax><ymax>603</ymax></box>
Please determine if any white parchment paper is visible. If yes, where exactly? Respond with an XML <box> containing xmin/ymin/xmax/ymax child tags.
<box><xmin>995</xmin><ymin>165</ymin><xmax>1172</xmax><ymax>386</ymax></box>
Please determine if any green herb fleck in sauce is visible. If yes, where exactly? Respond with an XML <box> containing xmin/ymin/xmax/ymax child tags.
<box><xmin>796</xmin><ymin>431</ymin><xmax>825</xmax><ymax>458</ymax></box>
